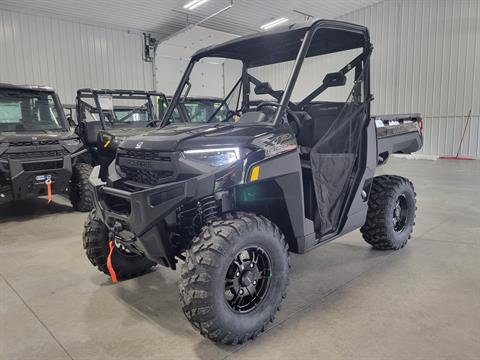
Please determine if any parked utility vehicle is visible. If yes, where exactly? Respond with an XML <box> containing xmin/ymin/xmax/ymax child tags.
<box><xmin>72</xmin><ymin>89</ymin><xmax>168</xmax><ymax>210</ymax></box>
<box><xmin>83</xmin><ymin>20</ymin><xmax>423</xmax><ymax>344</ymax></box>
<box><xmin>0</xmin><ymin>84</ymin><xmax>87</xmax><ymax>209</ymax></box>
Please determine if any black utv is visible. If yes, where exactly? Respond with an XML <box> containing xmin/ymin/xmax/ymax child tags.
<box><xmin>83</xmin><ymin>20</ymin><xmax>423</xmax><ymax>344</ymax></box>
<box><xmin>72</xmin><ymin>89</ymin><xmax>168</xmax><ymax>210</ymax></box>
<box><xmin>0</xmin><ymin>84</ymin><xmax>87</xmax><ymax>209</ymax></box>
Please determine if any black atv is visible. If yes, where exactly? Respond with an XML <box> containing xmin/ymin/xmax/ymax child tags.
<box><xmin>0</xmin><ymin>84</ymin><xmax>88</xmax><ymax>210</ymax></box>
<box><xmin>83</xmin><ymin>20</ymin><xmax>423</xmax><ymax>344</ymax></box>
<box><xmin>72</xmin><ymin>89</ymin><xmax>168</xmax><ymax>210</ymax></box>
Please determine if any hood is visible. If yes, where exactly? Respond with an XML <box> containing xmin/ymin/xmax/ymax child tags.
<box><xmin>119</xmin><ymin>123</ymin><xmax>275</xmax><ymax>152</ymax></box>
<box><xmin>0</xmin><ymin>130</ymin><xmax>75</xmax><ymax>143</ymax></box>
<box><xmin>106</xmin><ymin>127</ymin><xmax>152</xmax><ymax>139</ymax></box>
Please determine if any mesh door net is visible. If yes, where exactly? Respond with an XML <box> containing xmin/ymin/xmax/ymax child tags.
<box><xmin>310</xmin><ymin>76</ymin><xmax>368</xmax><ymax>236</ymax></box>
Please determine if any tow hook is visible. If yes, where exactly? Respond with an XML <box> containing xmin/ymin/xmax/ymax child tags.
<box><xmin>113</xmin><ymin>222</ymin><xmax>123</xmax><ymax>234</ymax></box>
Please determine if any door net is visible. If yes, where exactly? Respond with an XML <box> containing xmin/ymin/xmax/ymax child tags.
<box><xmin>310</xmin><ymin>75</ymin><xmax>368</xmax><ymax>236</ymax></box>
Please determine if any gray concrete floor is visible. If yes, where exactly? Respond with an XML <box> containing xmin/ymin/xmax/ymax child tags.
<box><xmin>1</xmin><ymin>158</ymin><xmax>479</xmax><ymax>360</ymax></box>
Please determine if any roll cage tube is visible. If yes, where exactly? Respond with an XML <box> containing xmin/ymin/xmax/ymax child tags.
<box><xmin>160</xmin><ymin>61</ymin><xmax>196</xmax><ymax>127</ymax></box>
<box><xmin>50</xmin><ymin>92</ymin><xmax>70</xmax><ymax>130</ymax></box>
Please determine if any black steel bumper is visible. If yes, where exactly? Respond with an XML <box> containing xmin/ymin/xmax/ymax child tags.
<box><xmin>89</xmin><ymin>166</ymin><xmax>218</xmax><ymax>268</ymax></box>
<box><xmin>0</xmin><ymin>156</ymin><xmax>73</xmax><ymax>204</ymax></box>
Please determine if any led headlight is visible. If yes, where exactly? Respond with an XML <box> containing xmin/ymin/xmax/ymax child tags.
<box><xmin>183</xmin><ymin>147</ymin><xmax>240</xmax><ymax>167</ymax></box>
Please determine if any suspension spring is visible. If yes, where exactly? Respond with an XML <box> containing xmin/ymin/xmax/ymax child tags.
<box><xmin>199</xmin><ymin>195</ymin><xmax>218</xmax><ymax>224</ymax></box>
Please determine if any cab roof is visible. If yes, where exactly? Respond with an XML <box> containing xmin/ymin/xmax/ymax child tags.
<box><xmin>0</xmin><ymin>83</ymin><xmax>55</xmax><ymax>92</ymax></box>
<box><xmin>192</xmin><ymin>19</ymin><xmax>369</xmax><ymax>68</ymax></box>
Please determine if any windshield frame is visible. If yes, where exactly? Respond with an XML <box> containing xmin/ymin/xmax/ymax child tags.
<box><xmin>161</xmin><ymin>20</ymin><xmax>371</xmax><ymax>128</ymax></box>
<box><xmin>76</xmin><ymin>89</ymin><xmax>168</xmax><ymax>130</ymax></box>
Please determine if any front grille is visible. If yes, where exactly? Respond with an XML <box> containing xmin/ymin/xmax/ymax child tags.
<box><xmin>117</xmin><ymin>148</ymin><xmax>175</xmax><ymax>187</ymax></box>
<box><xmin>8</xmin><ymin>140</ymin><xmax>60</xmax><ymax>146</ymax></box>
<box><xmin>23</xmin><ymin>160</ymin><xmax>63</xmax><ymax>171</ymax></box>
<box><xmin>3</xmin><ymin>149</ymin><xmax>68</xmax><ymax>160</ymax></box>
<box><xmin>119</xmin><ymin>167</ymin><xmax>173</xmax><ymax>186</ymax></box>
<box><xmin>120</xmin><ymin>149</ymin><xmax>171</xmax><ymax>162</ymax></box>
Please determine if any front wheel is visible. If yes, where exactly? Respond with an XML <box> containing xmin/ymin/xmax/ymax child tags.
<box><xmin>70</xmin><ymin>163</ymin><xmax>94</xmax><ymax>212</ymax></box>
<box><xmin>179</xmin><ymin>213</ymin><xmax>289</xmax><ymax>344</ymax></box>
<box><xmin>82</xmin><ymin>210</ymin><xmax>156</xmax><ymax>279</ymax></box>
<box><xmin>361</xmin><ymin>175</ymin><xmax>417</xmax><ymax>250</ymax></box>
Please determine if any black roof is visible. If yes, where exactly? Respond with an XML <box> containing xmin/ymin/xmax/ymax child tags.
<box><xmin>166</xmin><ymin>96</ymin><xmax>223</xmax><ymax>102</ymax></box>
<box><xmin>192</xmin><ymin>19</ymin><xmax>369</xmax><ymax>68</ymax></box>
<box><xmin>0</xmin><ymin>83</ymin><xmax>55</xmax><ymax>92</ymax></box>
<box><xmin>77</xmin><ymin>88</ymin><xmax>165</xmax><ymax>97</ymax></box>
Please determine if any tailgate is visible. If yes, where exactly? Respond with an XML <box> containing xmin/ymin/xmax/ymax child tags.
<box><xmin>373</xmin><ymin>113</ymin><xmax>424</xmax><ymax>162</ymax></box>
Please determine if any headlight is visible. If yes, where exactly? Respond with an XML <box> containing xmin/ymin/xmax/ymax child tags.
<box><xmin>183</xmin><ymin>147</ymin><xmax>240</xmax><ymax>167</ymax></box>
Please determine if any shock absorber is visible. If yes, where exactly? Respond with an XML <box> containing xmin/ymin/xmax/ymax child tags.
<box><xmin>177</xmin><ymin>195</ymin><xmax>219</xmax><ymax>235</ymax></box>
<box><xmin>198</xmin><ymin>195</ymin><xmax>218</xmax><ymax>224</ymax></box>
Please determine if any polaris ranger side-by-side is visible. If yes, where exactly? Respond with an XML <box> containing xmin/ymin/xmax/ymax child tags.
<box><xmin>0</xmin><ymin>84</ymin><xmax>86</xmax><ymax>209</ymax></box>
<box><xmin>83</xmin><ymin>20</ymin><xmax>423</xmax><ymax>344</ymax></box>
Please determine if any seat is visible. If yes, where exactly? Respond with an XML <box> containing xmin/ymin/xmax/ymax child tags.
<box><xmin>298</xmin><ymin>101</ymin><xmax>345</xmax><ymax>149</ymax></box>
<box><xmin>83</xmin><ymin>121</ymin><xmax>103</xmax><ymax>146</ymax></box>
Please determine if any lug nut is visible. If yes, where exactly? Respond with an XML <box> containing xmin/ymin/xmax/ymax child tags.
<box><xmin>239</xmin><ymin>289</ymin><xmax>244</xmax><ymax>295</ymax></box>
<box><xmin>236</xmin><ymin>271</ymin><xmax>240</xmax><ymax>277</ymax></box>
<box><xmin>250</xmin><ymin>263</ymin><xmax>254</xmax><ymax>268</ymax></box>
<box><xmin>253</xmin><ymin>280</ymin><xmax>257</xmax><ymax>285</ymax></box>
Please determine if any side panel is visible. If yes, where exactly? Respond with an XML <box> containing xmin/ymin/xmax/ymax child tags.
<box><xmin>237</xmin><ymin>151</ymin><xmax>315</xmax><ymax>253</ymax></box>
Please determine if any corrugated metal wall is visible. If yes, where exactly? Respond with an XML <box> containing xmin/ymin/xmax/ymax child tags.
<box><xmin>252</xmin><ymin>0</ymin><xmax>480</xmax><ymax>157</ymax></box>
<box><xmin>0</xmin><ymin>9</ymin><xmax>153</xmax><ymax>104</ymax></box>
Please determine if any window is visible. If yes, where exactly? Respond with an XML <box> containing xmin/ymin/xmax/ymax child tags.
<box><xmin>0</xmin><ymin>90</ymin><xmax>66</xmax><ymax>134</ymax></box>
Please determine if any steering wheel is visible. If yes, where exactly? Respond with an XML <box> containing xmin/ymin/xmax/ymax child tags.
<box><xmin>256</xmin><ymin>102</ymin><xmax>302</xmax><ymax>136</ymax></box>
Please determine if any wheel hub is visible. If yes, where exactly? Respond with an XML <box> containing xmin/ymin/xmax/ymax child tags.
<box><xmin>240</xmin><ymin>269</ymin><xmax>257</xmax><ymax>286</ymax></box>
<box><xmin>392</xmin><ymin>194</ymin><xmax>408</xmax><ymax>232</ymax></box>
<box><xmin>224</xmin><ymin>247</ymin><xmax>272</xmax><ymax>313</ymax></box>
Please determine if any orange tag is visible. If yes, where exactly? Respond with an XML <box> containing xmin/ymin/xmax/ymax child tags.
<box><xmin>45</xmin><ymin>178</ymin><xmax>52</xmax><ymax>203</ymax></box>
<box><xmin>107</xmin><ymin>241</ymin><xmax>118</xmax><ymax>283</ymax></box>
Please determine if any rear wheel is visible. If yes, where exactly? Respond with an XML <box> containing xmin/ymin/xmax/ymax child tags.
<box><xmin>361</xmin><ymin>175</ymin><xmax>416</xmax><ymax>250</ymax></box>
<box><xmin>82</xmin><ymin>210</ymin><xmax>155</xmax><ymax>279</ymax></box>
<box><xmin>179</xmin><ymin>213</ymin><xmax>289</xmax><ymax>344</ymax></box>
<box><xmin>70</xmin><ymin>163</ymin><xmax>93</xmax><ymax>212</ymax></box>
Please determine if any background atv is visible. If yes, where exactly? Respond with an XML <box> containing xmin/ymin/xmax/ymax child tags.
<box><xmin>72</xmin><ymin>88</ymin><xmax>168</xmax><ymax>210</ymax></box>
<box><xmin>0</xmin><ymin>84</ymin><xmax>87</xmax><ymax>210</ymax></box>
<box><xmin>83</xmin><ymin>20</ymin><xmax>423</xmax><ymax>344</ymax></box>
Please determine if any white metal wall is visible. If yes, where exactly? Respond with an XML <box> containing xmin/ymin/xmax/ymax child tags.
<box><xmin>0</xmin><ymin>9</ymin><xmax>153</xmax><ymax>104</ymax></box>
<box><xmin>155</xmin><ymin>26</ymin><xmax>238</xmax><ymax>97</ymax></box>
<box><xmin>251</xmin><ymin>0</ymin><xmax>480</xmax><ymax>157</ymax></box>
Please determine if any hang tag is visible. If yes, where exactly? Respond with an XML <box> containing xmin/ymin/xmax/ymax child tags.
<box><xmin>45</xmin><ymin>177</ymin><xmax>52</xmax><ymax>203</ymax></box>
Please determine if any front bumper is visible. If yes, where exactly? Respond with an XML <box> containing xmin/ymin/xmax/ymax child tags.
<box><xmin>89</xmin><ymin>166</ymin><xmax>219</xmax><ymax>268</ymax></box>
<box><xmin>0</xmin><ymin>156</ymin><xmax>73</xmax><ymax>204</ymax></box>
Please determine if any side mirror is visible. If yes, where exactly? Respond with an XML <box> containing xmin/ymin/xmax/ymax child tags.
<box><xmin>323</xmin><ymin>72</ymin><xmax>347</xmax><ymax>87</ymax></box>
<box><xmin>254</xmin><ymin>82</ymin><xmax>273</xmax><ymax>95</ymax></box>
<box><xmin>66</xmin><ymin>115</ymin><xmax>76</xmax><ymax>128</ymax></box>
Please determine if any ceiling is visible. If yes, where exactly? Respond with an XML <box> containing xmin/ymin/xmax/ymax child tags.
<box><xmin>0</xmin><ymin>0</ymin><xmax>383</xmax><ymax>38</ymax></box>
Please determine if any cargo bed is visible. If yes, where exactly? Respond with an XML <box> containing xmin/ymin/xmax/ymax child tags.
<box><xmin>373</xmin><ymin>113</ymin><xmax>423</xmax><ymax>164</ymax></box>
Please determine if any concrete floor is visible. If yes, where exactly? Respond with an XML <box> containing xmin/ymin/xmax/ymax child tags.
<box><xmin>1</xmin><ymin>158</ymin><xmax>479</xmax><ymax>360</ymax></box>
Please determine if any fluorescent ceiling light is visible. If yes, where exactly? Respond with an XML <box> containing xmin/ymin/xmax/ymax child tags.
<box><xmin>260</xmin><ymin>17</ymin><xmax>289</xmax><ymax>30</ymax></box>
<box><xmin>184</xmin><ymin>0</ymin><xmax>209</xmax><ymax>10</ymax></box>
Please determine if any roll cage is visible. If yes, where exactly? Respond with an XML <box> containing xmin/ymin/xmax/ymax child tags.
<box><xmin>161</xmin><ymin>19</ymin><xmax>372</xmax><ymax>128</ymax></box>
